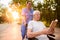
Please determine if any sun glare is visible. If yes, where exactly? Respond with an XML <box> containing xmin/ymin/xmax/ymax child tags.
<box><xmin>0</xmin><ymin>0</ymin><xmax>22</xmax><ymax>23</ymax></box>
<box><xmin>12</xmin><ymin>11</ymin><xmax>19</xmax><ymax>20</ymax></box>
<box><xmin>6</xmin><ymin>4</ymin><xmax>20</xmax><ymax>23</ymax></box>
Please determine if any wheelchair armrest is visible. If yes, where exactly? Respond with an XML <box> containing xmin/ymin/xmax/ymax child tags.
<box><xmin>48</xmin><ymin>34</ymin><xmax>55</xmax><ymax>37</ymax></box>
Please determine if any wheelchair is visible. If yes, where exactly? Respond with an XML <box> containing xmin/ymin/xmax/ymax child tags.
<box><xmin>47</xmin><ymin>34</ymin><xmax>55</xmax><ymax>40</ymax></box>
<box><xmin>28</xmin><ymin>34</ymin><xmax>55</xmax><ymax>40</ymax></box>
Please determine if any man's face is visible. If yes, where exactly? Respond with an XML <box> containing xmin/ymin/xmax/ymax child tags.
<box><xmin>34</xmin><ymin>12</ymin><xmax>40</xmax><ymax>21</ymax></box>
<box><xmin>27</xmin><ymin>2</ymin><xmax>32</xmax><ymax>8</ymax></box>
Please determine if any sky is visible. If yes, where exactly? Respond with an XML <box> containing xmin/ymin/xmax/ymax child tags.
<box><xmin>33</xmin><ymin>0</ymin><xmax>44</xmax><ymax>6</ymax></box>
<box><xmin>0</xmin><ymin>0</ymin><xmax>12</xmax><ymax>7</ymax></box>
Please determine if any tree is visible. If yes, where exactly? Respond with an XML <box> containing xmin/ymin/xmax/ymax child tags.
<box><xmin>55</xmin><ymin>0</ymin><xmax>60</xmax><ymax>27</ymax></box>
<box><xmin>33</xmin><ymin>0</ymin><xmax>57</xmax><ymax>26</ymax></box>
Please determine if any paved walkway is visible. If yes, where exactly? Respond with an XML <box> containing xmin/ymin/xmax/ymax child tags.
<box><xmin>0</xmin><ymin>24</ymin><xmax>60</xmax><ymax>40</ymax></box>
<box><xmin>0</xmin><ymin>23</ymin><xmax>22</xmax><ymax>40</ymax></box>
<box><xmin>54</xmin><ymin>28</ymin><xmax>60</xmax><ymax>40</ymax></box>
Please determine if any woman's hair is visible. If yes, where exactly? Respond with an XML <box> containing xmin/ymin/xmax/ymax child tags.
<box><xmin>26</xmin><ymin>1</ymin><xmax>32</xmax><ymax>4</ymax></box>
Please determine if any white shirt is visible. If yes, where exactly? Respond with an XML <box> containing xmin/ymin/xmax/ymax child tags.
<box><xmin>27</xmin><ymin>20</ymin><xmax>49</xmax><ymax>40</ymax></box>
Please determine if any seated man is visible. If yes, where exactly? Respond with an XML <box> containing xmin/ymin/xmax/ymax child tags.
<box><xmin>27</xmin><ymin>10</ymin><xmax>57</xmax><ymax>40</ymax></box>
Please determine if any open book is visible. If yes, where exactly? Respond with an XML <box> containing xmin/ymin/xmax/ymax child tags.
<box><xmin>49</xmin><ymin>19</ymin><xmax>58</xmax><ymax>29</ymax></box>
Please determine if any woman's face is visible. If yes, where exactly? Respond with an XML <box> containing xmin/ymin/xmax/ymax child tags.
<box><xmin>34</xmin><ymin>12</ymin><xmax>40</xmax><ymax>21</ymax></box>
<box><xmin>27</xmin><ymin>2</ymin><xmax>32</xmax><ymax>9</ymax></box>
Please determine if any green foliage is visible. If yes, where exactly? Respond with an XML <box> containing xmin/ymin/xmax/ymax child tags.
<box><xmin>0</xmin><ymin>0</ymin><xmax>59</xmax><ymax>27</ymax></box>
<box><xmin>13</xmin><ymin>0</ymin><xmax>27</xmax><ymax>5</ymax></box>
<box><xmin>0</xmin><ymin>8</ymin><xmax>6</xmax><ymax>23</ymax></box>
<box><xmin>33</xmin><ymin>0</ymin><xmax>57</xmax><ymax>27</ymax></box>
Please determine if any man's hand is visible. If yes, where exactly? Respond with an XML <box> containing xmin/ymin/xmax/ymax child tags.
<box><xmin>47</xmin><ymin>19</ymin><xmax>58</xmax><ymax>34</ymax></box>
<box><xmin>49</xmin><ymin>19</ymin><xmax>58</xmax><ymax>29</ymax></box>
<box><xmin>47</xmin><ymin>28</ymin><xmax>55</xmax><ymax>34</ymax></box>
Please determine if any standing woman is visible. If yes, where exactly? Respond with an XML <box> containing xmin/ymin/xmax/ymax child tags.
<box><xmin>21</xmin><ymin>1</ymin><xmax>34</xmax><ymax>39</ymax></box>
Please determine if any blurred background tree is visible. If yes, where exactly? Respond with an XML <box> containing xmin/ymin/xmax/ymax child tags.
<box><xmin>0</xmin><ymin>0</ymin><xmax>60</xmax><ymax>27</ymax></box>
<box><xmin>55</xmin><ymin>0</ymin><xmax>60</xmax><ymax>27</ymax></box>
<box><xmin>33</xmin><ymin>0</ymin><xmax>57</xmax><ymax>27</ymax></box>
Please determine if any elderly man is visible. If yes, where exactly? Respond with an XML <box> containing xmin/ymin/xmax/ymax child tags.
<box><xmin>27</xmin><ymin>10</ymin><xmax>56</xmax><ymax>40</ymax></box>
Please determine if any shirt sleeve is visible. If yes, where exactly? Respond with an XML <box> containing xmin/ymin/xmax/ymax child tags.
<box><xmin>21</xmin><ymin>8</ymin><xmax>26</xmax><ymax>16</ymax></box>
<box><xmin>41</xmin><ymin>22</ymin><xmax>46</xmax><ymax>29</ymax></box>
<box><xmin>27</xmin><ymin>21</ymin><xmax>33</xmax><ymax>30</ymax></box>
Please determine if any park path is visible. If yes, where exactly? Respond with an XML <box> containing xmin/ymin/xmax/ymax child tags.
<box><xmin>54</xmin><ymin>28</ymin><xmax>60</xmax><ymax>40</ymax></box>
<box><xmin>0</xmin><ymin>23</ymin><xmax>22</xmax><ymax>40</ymax></box>
<box><xmin>0</xmin><ymin>24</ymin><xmax>60</xmax><ymax>40</ymax></box>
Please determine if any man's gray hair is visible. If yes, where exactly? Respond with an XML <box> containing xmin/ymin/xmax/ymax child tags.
<box><xmin>33</xmin><ymin>10</ymin><xmax>40</xmax><ymax>15</ymax></box>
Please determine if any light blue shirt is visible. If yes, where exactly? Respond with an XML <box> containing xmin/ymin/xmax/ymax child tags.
<box><xmin>22</xmin><ymin>8</ymin><xmax>33</xmax><ymax>24</ymax></box>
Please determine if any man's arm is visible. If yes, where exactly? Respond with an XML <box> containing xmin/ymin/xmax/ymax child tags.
<box><xmin>27</xmin><ymin>21</ymin><xmax>55</xmax><ymax>38</ymax></box>
<box><xmin>27</xmin><ymin>28</ymin><xmax>51</xmax><ymax>38</ymax></box>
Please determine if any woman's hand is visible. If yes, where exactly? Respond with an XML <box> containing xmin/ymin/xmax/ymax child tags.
<box><xmin>23</xmin><ymin>20</ymin><xmax>27</xmax><ymax>26</ymax></box>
